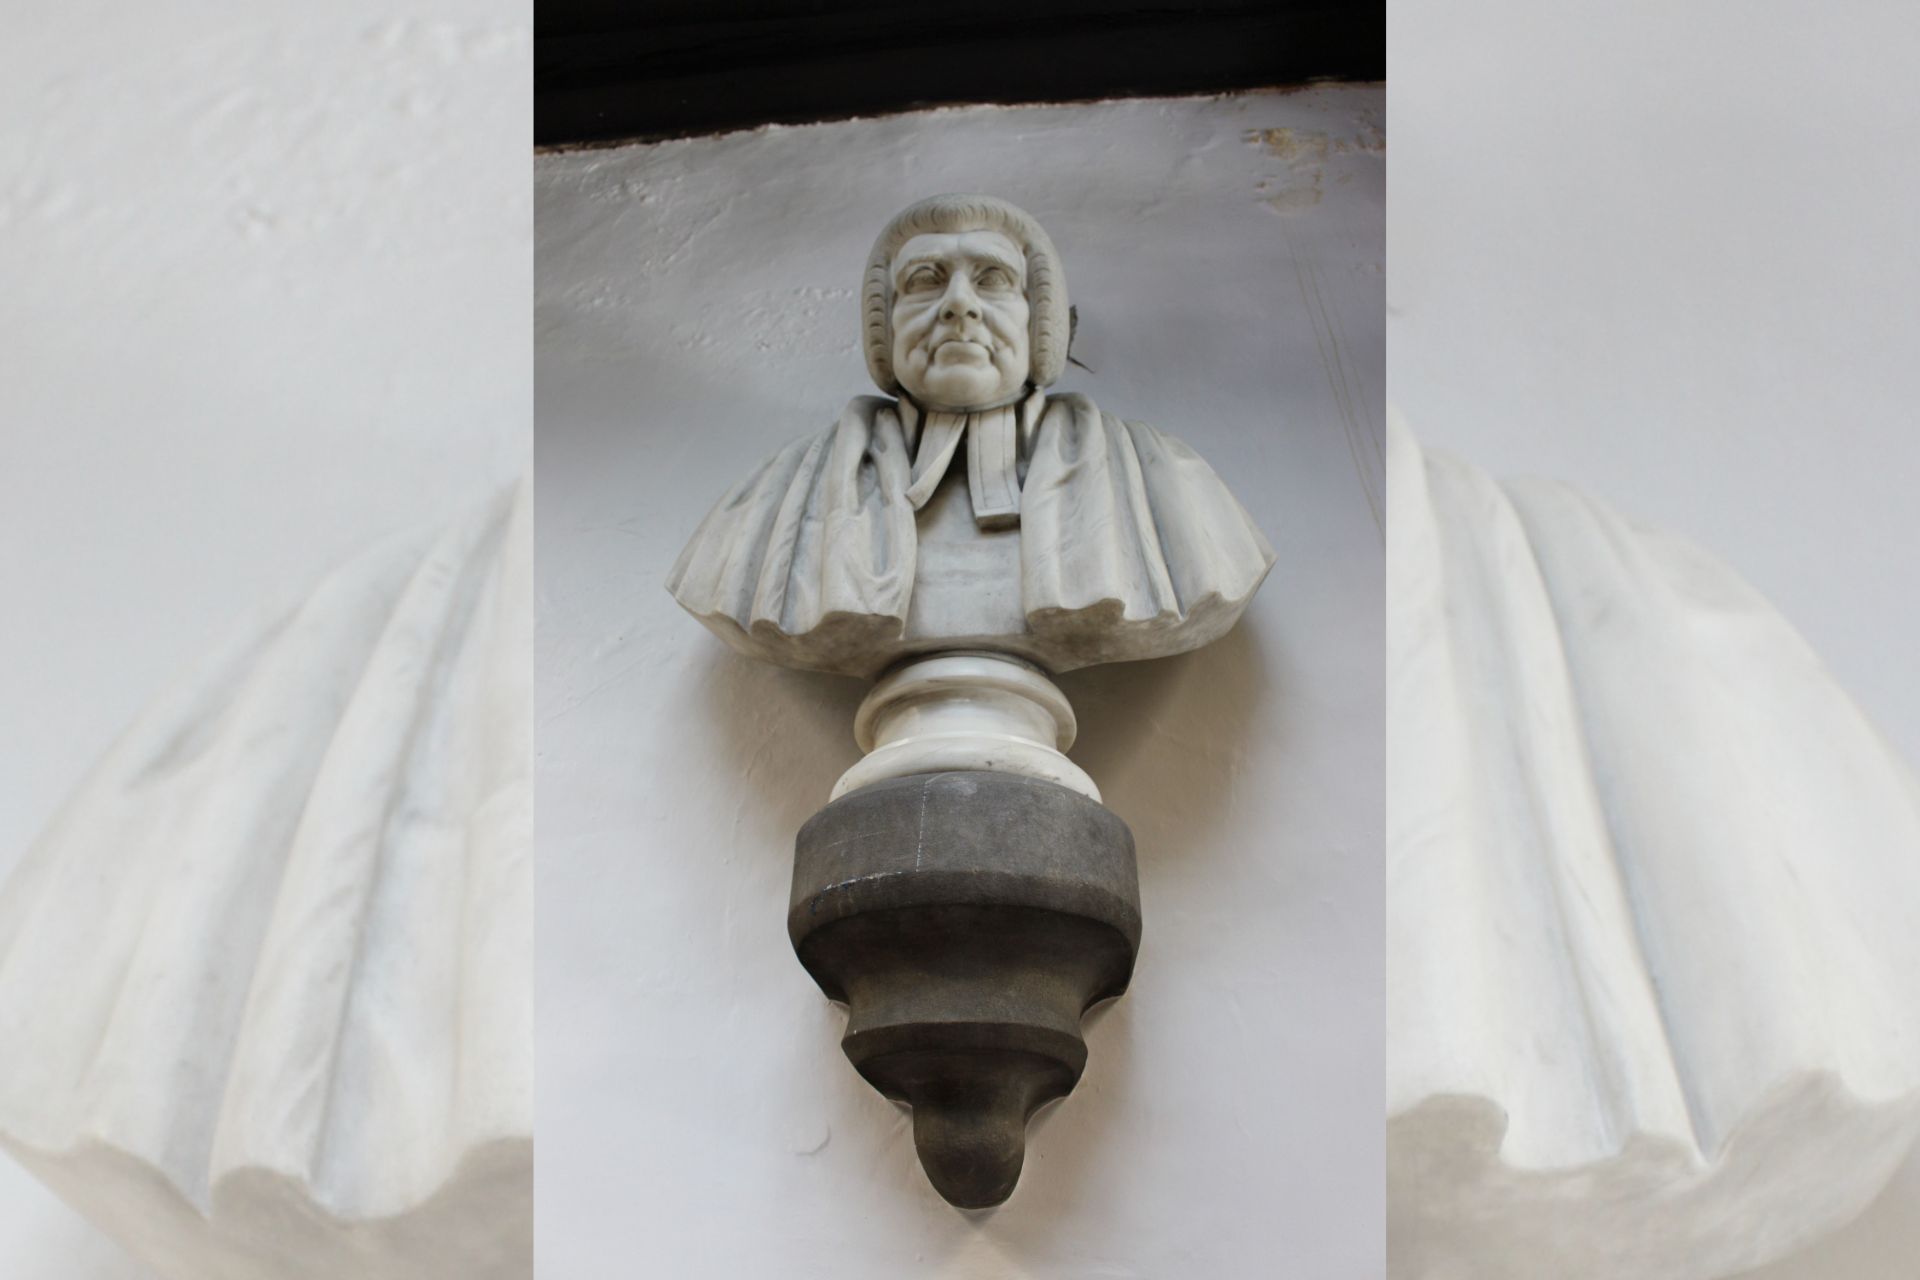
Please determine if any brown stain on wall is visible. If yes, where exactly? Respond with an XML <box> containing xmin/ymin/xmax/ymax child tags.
<box><xmin>1244</xmin><ymin>123</ymin><xmax>1384</xmax><ymax>214</ymax></box>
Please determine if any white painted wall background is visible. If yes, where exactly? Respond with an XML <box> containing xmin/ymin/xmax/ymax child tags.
<box><xmin>1389</xmin><ymin>2</ymin><xmax>1920</xmax><ymax>1275</ymax></box>
<box><xmin>536</xmin><ymin>90</ymin><xmax>1384</xmax><ymax>1277</ymax></box>
<box><xmin>0</xmin><ymin>3</ymin><xmax>528</xmax><ymax>1274</ymax></box>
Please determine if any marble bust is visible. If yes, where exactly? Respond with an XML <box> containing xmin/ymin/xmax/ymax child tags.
<box><xmin>667</xmin><ymin>197</ymin><xmax>1276</xmax><ymax>1208</ymax></box>
<box><xmin>668</xmin><ymin>193</ymin><xmax>1275</xmax><ymax>681</ymax></box>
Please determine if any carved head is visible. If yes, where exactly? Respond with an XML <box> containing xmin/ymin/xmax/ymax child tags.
<box><xmin>863</xmin><ymin>195</ymin><xmax>1070</xmax><ymax>410</ymax></box>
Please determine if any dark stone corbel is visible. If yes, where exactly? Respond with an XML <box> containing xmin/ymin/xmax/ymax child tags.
<box><xmin>790</xmin><ymin>770</ymin><xmax>1140</xmax><ymax>1208</ymax></box>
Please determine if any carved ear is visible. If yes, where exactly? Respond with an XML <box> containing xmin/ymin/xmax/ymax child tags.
<box><xmin>1066</xmin><ymin>304</ymin><xmax>1093</xmax><ymax>373</ymax></box>
<box><xmin>1024</xmin><ymin>236</ymin><xmax>1070</xmax><ymax>387</ymax></box>
<box><xmin>863</xmin><ymin>247</ymin><xmax>898</xmax><ymax>395</ymax></box>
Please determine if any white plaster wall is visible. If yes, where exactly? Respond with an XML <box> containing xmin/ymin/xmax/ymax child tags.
<box><xmin>536</xmin><ymin>90</ymin><xmax>1384</xmax><ymax>1277</ymax></box>
<box><xmin>1389</xmin><ymin>2</ymin><xmax>1920</xmax><ymax>1274</ymax></box>
<box><xmin>0</xmin><ymin>2</ymin><xmax>528</xmax><ymax>1273</ymax></box>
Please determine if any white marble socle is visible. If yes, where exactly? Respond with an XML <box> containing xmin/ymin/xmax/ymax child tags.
<box><xmin>0</xmin><ymin>484</ymin><xmax>532</xmax><ymax>1280</ymax></box>
<box><xmin>1387</xmin><ymin>418</ymin><xmax>1920</xmax><ymax>1280</ymax></box>
<box><xmin>835</xmin><ymin>653</ymin><xmax>1097</xmax><ymax>803</ymax></box>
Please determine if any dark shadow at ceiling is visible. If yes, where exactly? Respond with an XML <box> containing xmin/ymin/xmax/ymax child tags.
<box><xmin>537</xmin><ymin>1</ymin><xmax>1385</xmax><ymax>148</ymax></box>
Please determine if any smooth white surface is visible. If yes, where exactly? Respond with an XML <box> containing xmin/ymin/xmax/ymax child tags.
<box><xmin>1386</xmin><ymin>422</ymin><xmax>1920</xmax><ymax>1279</ymax></box>
<box><xmin>1389</xmin><ymin>0</ymin><xmax>1920</xmax><ymax>769</ymax></box>
<box><xmin>0</xmin><ymin>1</ymin><xmax>528</xmax><ymax>1272</ymax></box>
<box><xmin>1389</xmin><ymin>3</ymin><xmax>1920</xmax><ymax>1272</ymax></box>
<box><xmin>538</xmin><ymin>89</ymin><xmax>1384</xmax><ymax>1277</ymax></box>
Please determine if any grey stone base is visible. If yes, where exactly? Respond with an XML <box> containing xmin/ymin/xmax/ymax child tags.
<box><xmin>789</xmin><ymin>770</ymin><xmax>1141</xmax><ymax>1209</ymax></box>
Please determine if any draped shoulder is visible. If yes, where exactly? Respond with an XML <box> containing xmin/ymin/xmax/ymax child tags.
<box><xmin>666</xmin><ymin>397</ymin><xmax>917</xmax><ymax>677</ymax></box>
<box><xmin>668</xmin><ymin>392</ymin><xmax>1274</xmax><ymax>675</ymax></box>
<box><xmin>1019</xmin><ymin>392</ymin><xmax>1276</xmax><ymax>667</ymax></box>
<box><xmin>0</xmin><ymin>483</ymin><xmax>532</xmax><ymax>1278</ymax></box>
<box><xmin>1388</xmin><ymin>419</ymin><xmax>1920</xmax><ymax>1279</ymax></box>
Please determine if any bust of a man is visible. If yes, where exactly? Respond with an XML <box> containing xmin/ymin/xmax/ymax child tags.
<box><xmin>669</xmin><ymin>194</ymin><xmax>1274</xmax><ymax>678</ymax></box>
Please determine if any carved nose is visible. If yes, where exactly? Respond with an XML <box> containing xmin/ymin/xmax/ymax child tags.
<box><xmin>940</xmin><ymin>276</ymin><xmax>983</xmax><ymax>324</ymax></box>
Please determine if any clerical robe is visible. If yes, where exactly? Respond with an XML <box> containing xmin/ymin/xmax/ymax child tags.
<box><xmin>667</xmin><ymin>392</ymin><xmax>1275</xmax><ymax>677</ymax></box>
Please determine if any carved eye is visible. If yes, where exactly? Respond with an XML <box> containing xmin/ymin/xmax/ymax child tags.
<box><xmin>903</xmin><ymin>266</ymin><xmax>943</xmax><ymax>293</ymax></box>
<box><xmin>976</xmin><ymin>266</ymin><xmax>1014</xmax><ymax>291</ymax></box>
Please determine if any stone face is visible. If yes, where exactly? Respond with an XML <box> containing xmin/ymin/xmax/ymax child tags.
<box><xmin>0</xmin><ymin>483</ymin><xmax>532</xmax><ymax>1280</ymax></box>
<box><xmin>790</xmin><ymin>771</ymin><xmax>1140</xmax><ymax>1208</ymax></box>
<box><xmin>1387</xmin><ymin>419</ymin><xmax>1920</xmax><ymax>1279</ymax></box>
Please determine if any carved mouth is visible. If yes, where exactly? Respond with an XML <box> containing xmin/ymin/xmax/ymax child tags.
<box><xmin>933</xmin><ymin>338</ymin><xmax>991</xmax><ymax>359</ymax></box>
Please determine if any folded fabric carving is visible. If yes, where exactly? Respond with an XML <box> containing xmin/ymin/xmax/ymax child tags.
<box><xmin>667</xmin><ymin>390</ymin><xmax>1275</xmax><ymax>678</ymax></box>
<box><xmin>1387</xmin><ymin>417</ymin><xmax>1920</xmax><ymax>1280</ymax></box>
<box><xmin>0</xmin><ymin>483</ymin><xmax>532</xmax><ymax>1280</ymax></box>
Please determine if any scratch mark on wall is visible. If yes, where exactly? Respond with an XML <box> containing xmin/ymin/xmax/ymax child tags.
<box><xmin>913</xmin><ymin>776</ymin><xmax>930</xmax><ymax>872</ymax></box>
<box><xmin>1282</xmin><ymin>227</ymin><xmax>1383</xmax><ymax>538</ymax></box>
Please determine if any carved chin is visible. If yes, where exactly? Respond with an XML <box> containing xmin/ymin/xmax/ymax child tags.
<box><xmin>918</xmin><ymin>364</ymin><xmax>1002</xmax><ymax>406</ymax></box>
<box><xmin>902</xmin><ymin>346</ymin><xmax>1027</xmax><ymax>408</ymax></box>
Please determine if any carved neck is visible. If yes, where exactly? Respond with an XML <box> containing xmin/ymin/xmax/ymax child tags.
<box><xmin>900</xmin><ymin>384</ymin><xmax>1038</xmax><ymax>417</ymax></box>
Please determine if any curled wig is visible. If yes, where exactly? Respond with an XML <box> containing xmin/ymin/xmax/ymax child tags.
<box><xmin>862</xmin><ymin>194</ymin><xmax>1071</xmax><ymax>395</ymax></box>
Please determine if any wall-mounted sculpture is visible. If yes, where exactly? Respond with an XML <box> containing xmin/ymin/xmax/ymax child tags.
<box><xmin>670</xmin><ymin>194</ymin><xmax>1274</xmax><ymax>1207</ymax></box>
<box><xmin>0</xmin><ymin>485</ymin><xmax>532</xmax><ymax>1280</ymax></box>
<box><xmin>1386</xmin><ymin>417</ymin><xmax>1920</xmax><ymax>1279</ymax></box>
